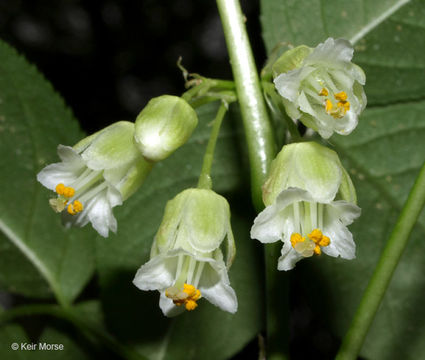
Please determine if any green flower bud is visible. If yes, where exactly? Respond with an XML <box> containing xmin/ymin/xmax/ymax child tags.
<box><xmin>134</xmin><ymin>95</ymin><xmax>198</xmax><ymax>162</ymax></box>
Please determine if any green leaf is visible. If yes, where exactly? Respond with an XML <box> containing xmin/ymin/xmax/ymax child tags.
<box><xmin>261</xmin><ymin>0</ymin><xmax>412</xmax><ymax>51</ymax></box>
<box><xmin>0</xmin><ymin>232</ymin><xmax>51</xmax><ymax>298</ymax></box>
<box><xmin>95</xmin><ymin>103</ymin><xmax>263</xmax><ymax>360</ymax></box>
<box><xmin>0</xmin><ymin>39</ymin><xmax>95</xmax><ymax>304</ymax></box>
<box><xmin>261</xmin><ymin>0</ymin><xmax>425</xmax><ymax>358</ymax></box>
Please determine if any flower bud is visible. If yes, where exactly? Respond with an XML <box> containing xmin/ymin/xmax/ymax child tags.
<box><xmin>134</xmin><ymin>95</ymin><xmax>198</xmax><ymax>162</ymax></box>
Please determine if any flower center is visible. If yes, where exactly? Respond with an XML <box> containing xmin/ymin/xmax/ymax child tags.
<box><xmin>48</xmin><ymin>168</ymin><xmax>106</xmax><ymax>216</ymax></box>
<box><xmin>165</xmin><ymin>283</ymin><xmax>201</xmax><ymax>311</ymax></box>
<box><xmin>165</xmin><ymin>255</ymin><xmax>205</xmax><ymax>311</ymax></box>
<box><xmin>319</xmin><ymin>88</ymin><xmax>350</xmax><ymax>119</ymax></box>
<box><xmin>49</xmin><ymin>183</ymin><xmax>84</xmax><ymax>215</ymax></box>
<box><xmin>291</xmin><ymin>228</ymin><xmax>330</xmax><ymax>257</ymax></box>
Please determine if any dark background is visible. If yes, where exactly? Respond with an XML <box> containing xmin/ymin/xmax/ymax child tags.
<box><xmin>0</xmin><ymin>0</ymin><xmax>265</xmax><ymax>133</ymax></box>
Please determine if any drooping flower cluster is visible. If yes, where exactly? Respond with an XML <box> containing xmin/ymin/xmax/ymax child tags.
<box><xmin>133</xmin><ymin>188</ymin><xmax>237</xmax><ymax>316</ymax></box>
<box><xmin>273</xmin><ymin>38</ymin><xmax>366</xmax><ymax>139</ymax></box>
<box><xmin>251</xmin><ymin>142</ymin><xmax>361</xmax><ymax>270</ymax></box>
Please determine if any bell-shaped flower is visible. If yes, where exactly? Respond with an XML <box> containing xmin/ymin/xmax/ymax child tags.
<box><xmin>37</xmin><ymin>121</ymin><xmax>152</xmax><ymax>237</ymax></box>
<box><xmin>273</xmin><ymin>38</ymin><xmax>366</xmax><ymax>139</ymax></box>
<box><xmin>133</xmin><ymin>188</ymin><xmax>237</xmax><ymax>316</ymax></box>
<box><xmin>251</xmin><ymin>142</ymin><xmax>361</xmax><ymax>271</ymax></box>
<box><xmin>134</xmin><ymin>95</ymin><xmax>198</xmax><ymax>162</ymax></box>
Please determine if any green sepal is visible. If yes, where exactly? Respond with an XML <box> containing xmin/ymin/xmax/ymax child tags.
<box><xmin>272</xmin><ymin>45</ymin><xmax>312</xmax><ymax>77</ymax></box>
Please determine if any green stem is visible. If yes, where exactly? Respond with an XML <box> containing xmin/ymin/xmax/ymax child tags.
<box><xmin>197</xmin><ymin>102</ymin><xmax>228</xmax><ymax>189</ymax></box>
<box><xmin>0</xmin><ymin>304</ymin><xmax>146</xmax><ymax>360</ymax></box>
<box><xmin>336</xmin><ymin>162</ymin><xmax>425</xmax><ymax>360</ymax></box>
<box><xmin>216</xmin><ymin>0</ymin><xmax>276</xmax><ymax>211</ymax></box>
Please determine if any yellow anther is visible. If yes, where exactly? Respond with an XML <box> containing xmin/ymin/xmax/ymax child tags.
<box><xmin>73</xmin><ymin>200</ymin><xmax>83</xmax><ymax>213</ymax></box>
<box><xmin>67</xmin><ymin>200</ymin><xmax>84</xmax><ymax>215</ymax></box>
<box><xmin>166</xmin><ymin>283</ymin><xmax>201</xmax><ymax>311</ymax></box>
<box><xmin>325</xmin><ymin>99</ymin><xmax>333</xmax><ymax>113</ymax></box>
<box><xmin>55</xmin><ymin>183</ymin><xmax>66</xmax><ymax>195</ymax></box>
<box><xmin>335</xmin><ymin>91</ymin><xmax>348</xmax><ymax>101</ymax></box>
<box><xmin>67</xmin><ymin>203</ymin><xmax>76</xmax><ymax>215</ymax></box>
<box><xmin>337</xmin><ymin>100</ymin><xmax>350</xmax><ymax>112</ymax></box>
<box><xmin>185</xmin><ymin>300</ymin><xmax>198</xmax><ymax>311</ymax></box>
<box><xmin>308</xmin><ymin>229</ymin><xmax>323</xmax><ymax>243</ymax></box>
<box><xmin>62</xmin><ymin>186</ymin><xmax>75</xmax><ymax>198</ymax></box>
<box><xmin>319</xmin><ymin>88</ymin><xmax>329</xmax><ymax>96</ymax></box>
<box><xmin>319</xmin><ymin>235</ymin><xmax>330</xmax><ymax>247</ymax></box>
<box><xmin>290</xmin><ymin>233</ymin><xmax>305</xmax><ymax>247</ymax></box>
<box><xmin>308</xmin><ymin>229</ymin><xmax>330</xmax><ymax>255</ymax></box>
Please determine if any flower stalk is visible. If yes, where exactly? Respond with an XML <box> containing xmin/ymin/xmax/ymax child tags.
<box><xmin>198</xmin><ymin>101</ymin><xmax>228</xmax><ymax>189</ymax></box>
<box><xmin>336</xmin><ymin>161</ymin><xmax>425</xmax><ymax>360</ymax></box>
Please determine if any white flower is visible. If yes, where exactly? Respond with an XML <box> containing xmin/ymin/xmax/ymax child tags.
<box><xmin>133</xmin><ymin>188</ymin><xmax>237</xmax><ymax>316</ymax></box>
<box><xmin>273</xmin><ymin>38</ymin><xmax>366</xmax><ymax>139</ymax></box>
<box><xmin>251</xmin><ymin>142</ymin><xmax>361</xmax><ymax>270</ymax></box>
<box><xmin>37</xmin><ymin>121</ymin><xmax>152</xmax><ymax>237</ymax></box>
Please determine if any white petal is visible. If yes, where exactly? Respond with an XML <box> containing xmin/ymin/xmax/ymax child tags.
<box><xmin>37</xmin><ymin>163</ymin><xmax>80</xmax><ymax>190</ymax></box>
<box><xmin>305</xmin><ymin>38</ymin><xmax>353</xmax><ymax>66</ymax></box>
<box><xmin>298</xmin><ymin>91</ymin><xmax>317</xmax><ymax>118</ymax></box>
<box><xmin>199</xmin><ymin>261</ymin><xmax>237</xmax><ymax>314</ymax></box>
<box><xmin>107</xmin><ymin>185</ymin><xmax>123</xmax><ymax>208</ymax></box>
<box><xmin>85</xmin><ymin>191</ymin><xmax>118</xmax><ymax>237</ymax></box>
<box><xmin>329</xmin><ymin>201</ymin><xmax>361</xmax><ymax>225</ymax></box>
<box><xmin>37</xmin><ymin>146</ymin><xmax>85</xmax><ymax>190</ymax></box>
<box><xmin>133</xmin><ymin>255</ymin><xmax>176</xmax><ymax>291</ymax></box>
<box><xmin>159</xmin><ymin>292</ymin><xmax>185</xmax><ymax>317</ymax></box>
<box><xmin>274</xmin><ymin>69</ymin><xmax>302</xmax><ymax>102</ymax></box>
<box><xmin>250</xmin><ymin>203</ymin><xmax>284</xmax><ymax>243</ymax></box>
<box><xmin>277</xmin><ymin>241</ymin><xmax>304</xmax><ymax>271</ymax></box>
<box><xmin>329</xmin><ymin>69</ymin><xmax>355</xmax><ymax>91</ymax></box>
<box><xmin>334</xmin><ymin>110</ymin><xmax>358</xmax><ymax>136</ymax></box>
<box><xmin>322</xmin><ymin>201</ymin><xmax>360</xmax><ymax>259</ymax></box>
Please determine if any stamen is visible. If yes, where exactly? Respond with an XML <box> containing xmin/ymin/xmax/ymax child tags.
<box><xmin>308</xmin><ymin>229</ymin><xmax>331</xmax><ymax>255</ymax></box>
<box><xmin>319</xmin><ymin>88</ymin><xmax>329</xmax><ymax>96</ymax></box>
<box><xmin>55</xmin><ymin>183</ymin><xmax>65</xmax><ymax>195</ymax></box>
<box><xmin>165</xmin><ymin>283</ymin><xmax>201</xmax><ymax>311</ymax></box>
<box><xmin>67</xmin><ymin>200</ymin><xmax>84</xmax><ymax>215</ymax></box>
<box><xmin>335</xmin><ymin>91</ymin><xmax>347</xmax><ymax>101</ymax></box>
<box><xmin>290</xmin><ymin>233</ymin><xmax>305</xmax><ymax>247</ymax></box>
<box><xmin>325</xmin><ymin>99</ymin><xmax>333</xmax><ymax>113</ymax></box>
<box><xmin>62</xmin><ymin>186</ymin><xmax>75</xmax><ymax>198</ymax></box>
